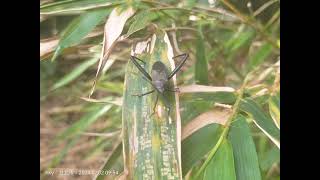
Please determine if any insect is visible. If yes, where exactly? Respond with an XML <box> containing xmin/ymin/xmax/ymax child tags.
<box><xmin>130</xmin><ymin>53</ymin><xmax>189</xmax><ymax>116</ymax></box>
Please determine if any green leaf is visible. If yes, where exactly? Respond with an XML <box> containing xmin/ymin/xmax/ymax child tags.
<box><xmin>97</xmin><ymin>81</ymin><xmax>124</xmax><ymax>95</ymax></box>
<box><xmin>95</xmin><ymin>142</ymin><xmax>122</xmax><ymax>180</ymax></box>
<box><xmin>125</xmin><ymin>10</ymin><xmax>158</xmax><ymax>37</ymax></box>
<box><xmin>228</xmin><ymin>115</ymin><xmax>261</xmax><ymax>180</ymax></box>
<box><xmin>122</xmin><ymin>31</ymin><xmax>182</xmax><ymax>179</ymax></box>
<box><xmin>51</xmin><ymin>9</ymin><xmax>110</xmax><ymax>61</ymax></box>
<box><xmin>224</xmin><ymin>26</ymin><xmax>255</xmax><ymax>54</ymax></box>
<box><xmin>195</xmin><ymin>31</ymin><xmax>209</xmax><ymax>85</ymax></box>
<box><xmin>269</xmin><ymin>92</ymin><xmax>280</xmax><ymax>128</ymax></box>
<box><xmin>180</xmin><ymin>91</ymin><xmax>236</xmax><ymax>125</ymax></box>
<box><xmin>248</xmin><ymin>43</ymin><xmax>273</xmax><ymax>71</ymax></box>
<box><xmin>203</xmin><ymin>139</ymin><xmax>236</xmax><ymax>180</ymax></box>
<box><xmin>259</xmin><ymin>146</ymin><xmax>280</xmax><ymax>171</ymax></box>
<box><xmin>45</xmin><ymin>136</ymin><xmax>81</xmax><ymax>172</ymax></box>
<box><xmin>182</xmin><ymin>124</ymin><xmax>224</xmax><ymax>176</ymax></box>
<box><xmin>180</xmin><ymin>100</ymin><xmax>212</xmax><ymax>126</ymax></box>
<box><xmin>40</xmin><ymin>0</ymin><xmax>121</xmax><ymax>15</ymax></box>
<box><xmin>240</xmin><ymin>98</ymin><xmax>280</xmax><ymax>147</ymax></box>
<box><xmin>56</xmin><ymin>104</ymin><xmax>112</xmax><ymax>141</ymax></box>
<box><xmin>51</xmin><ymin>57</ymin><xmax>99</xmax><ymax>90</ymax></box>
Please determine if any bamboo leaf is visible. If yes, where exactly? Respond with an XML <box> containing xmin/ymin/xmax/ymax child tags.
<box><xmin>42</xmin><ymin>136</ymin><xmax>81</xmax><ymax>180</ymax></box>
<box><xmin>195</xmin><ymin>31</ymin><xmax>209</xmax><ymax>85</ymax></box>
<box><xmin>228</xmin><ymin>115</ymin><xmax>262</xmax><ymax>180</ymax></box>
<box><xmin>259</xmin><ymin>146</ymin><xmax>279</xmax><ymax>171</ymax></box>
<box><xmin>122</xmin><ymin>31</ymin><xmax>182</xmax><ymax>179</ymax></box>
<box><xmin>40</xmin><ymin>0</ymin><xmax>121</xmax><ymax>15</ymax></box>
<box><xmin>182</xmin><ymin>109</ymin><xmax>231</xmax><ymax>140</ymax></box>
<box><xmin>224</xmin><ymin>26</ymin><xmax>255</xmax><ymax>54</ymax></box>
<box><xmin>51</xmin><ymin>57</ymin><xmax>99</xmax><ymax>90</ymax></box>
<box><xmin>95</xmin><ymin>142</ymin><xmax>123</xmax><ymax>180</ymax></box>
<box><xmin>181</xmin><ymin>124</ymin><xmax>224</xmax><ymax>176</ymax></box>
<box><xmin>125</xmin><ymin>10</ymin><xmax>159</xmax><ymax>37</ymax></box>
<box><xmin>269</xmin><ymin>92</ymin><xmax>280</xmax><ymax>128</ymax></box>
<box><xmin>203</xmin><ymin>139</ymin><xmax>236</xmax><ymax>180</ymax></box>
<box><xmin>56</xmin><ymin>104</ymin><xmax>112</xmax><ymax>141</ymax></box>
<box><xmin>90</xmin><ymin>7</ymin><xmax>135</xmax><ymax>97</ymax></box>
<box><xmin>180</xmin><ymin>91</ymin><xmax>236</xmax><ymax>125</ymax></box>
<box><xmin>248</xmin><ymin>42</ymin><xmax>273</xmax><ymax>71</ymax></box>
<box><xmin>240</xmin><ymin>98</ymin><xmax>280</xmax><ymax>148</ymax></box>
<box><xmin>51</xmin><ymin>9</ymin><xmax>110</xmax><ymax>61</ymax></box>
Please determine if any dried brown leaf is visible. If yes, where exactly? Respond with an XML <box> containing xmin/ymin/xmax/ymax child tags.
<box><xmin>90</xmin><ymin>7</ymin><xmax>135</xmax><ymax>97</ymax></box>
<box><xmin>179</xmin><ymin>85</ymin><xmax>235</xmax><ymax>93</ymax></box>
<box><xmin>182</xmin><ymin>109</ymin><xmax>231</xmax><ymax>140</ymax></box>
<box><xmin>80</xmin><ymin>97</ymin><xmax>122</xmax><ymax>106</ymax></box>
<box><xmin>40</xmin><ymin>37</ymin><xmax>59</xmax><ymax>57</ymax></box>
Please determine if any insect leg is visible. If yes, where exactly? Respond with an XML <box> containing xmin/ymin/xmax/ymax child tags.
<box><xmin>132</xmin><ymin>56</ymin><xmax>146</xmax><ymax>64</ymax></box>
<box><xmin>150</xmin><ymin>93</ymin><xmax>159</xmax><ymax>116</ymax></box>
<box><xmin>132</xmin><ymin>89</ymin><xmax>155</xmax><ymax>97</ymax></box>
<box><xmin>130</xmin><ymin>56</ymin><xmax>152</xmax><ymax>81</ymax></box>
<box><xmin>165</xmin><ymin>87</ymin><xmax>180</xmax><ymax>93</ymax></box>
<box><xmin>167</xmin><ymin>53</ymin><xmax>189</xmax><ymax>80</ymax></box>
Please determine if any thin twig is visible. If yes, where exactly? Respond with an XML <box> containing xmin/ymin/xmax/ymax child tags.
<box><xmin>81</xmin><ymin>130</ymin><xmax>120</xmax><ymax>138</ymax></box>
<box><xmin>194</xmin><ymin>72</ymin><xmax>250</xmax><ymax>179</ymax></box>
<box><xmin>220</xmin><ymin>0</ymin><xmax>279</xmax><ymax>48</ymax></box>
<box><xmin>253</xmin><ymin>0</ymin><xmax>279</xmax><ymax>17</ymax></box>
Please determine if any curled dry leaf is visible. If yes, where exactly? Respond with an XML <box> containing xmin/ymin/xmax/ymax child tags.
<box><xmin>40</xmin><ymin>27</ymin><xmax>104</xmax><ymax>59</ymax></box>
<box><xmin>179</xmin><ymin>85</ymin><xmax>235</xmax><ymax>93</ymax></box>
<box><xmin>182</xmin><ymin>108</ymin><xmax>231</xmax><ymax>140</ymax></box>
<box><xmin>40</xmin><ymin>37</ymin><xmax>59</xmax><ymax>57</ymax></box>
<box><xmin>90</xmin><ymin>7</ymin><xmax>135</xmax><ymax>97</ymax></box>
<box><xmin>80</xmin><ymin>97</ymin><xmax>122</xmax><ymax>106</ymax></box>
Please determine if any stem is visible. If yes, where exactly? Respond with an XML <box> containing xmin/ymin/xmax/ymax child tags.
<box><xmin>144</xmin><ymin>1</ymin><xmax>238</xmax><ymax>21</ymax></box>
<box><xmin>253</xmin><ymin>0</ymin><xmax>279</xmax><ymax>17</ymax></box>
<box><xmin>220</xmin><ymin>0</ymin><xmax>279</xmax><ymax>49</ymax></box>
<box><xmin>163</xmin><ymin>27</ymin><xmax>198</xmax><ymax>32</ymax></box>
<box><xmin>194</xmin><ymin>73</ymin><xmax>250</xmax><ymax>179</ymax></box>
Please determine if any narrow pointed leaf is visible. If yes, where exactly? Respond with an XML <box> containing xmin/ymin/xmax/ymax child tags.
<box><xmin>51</xmin><ymin>9</ymin><xmax>110</xmax><ymax>61</ymax></box>
<box><xmin>248</xmin><ymin>42</ymin><xmax>273</xmax><ymax>71</ymax></box>
<box><xmin>125</xmin><ymin>10</ymin><xmax>159</xmax><ymax>37</ymax></box>
<box><xmin>181</xmin><ymin>124</ymin><xmax>223</xmax><ymax>176</ymax></box>
<box><xmin>51</xmin><ymin>57</ymin><xmax>99</xmax><ymax>90</ymax></box>
<box><xmin>57</xmin><ymin>104</ymin><xmax>112</xmax><ymax>141</ymax></box>
<box><xmin>228</xmin><ymin>115</ymin><xmax>261</xmax><ymax>180</ymax></box>
<box><xmin>269</xmin><ymin>92</ymin><xmax>280</xmax><ymax>128</ymax></box>
<box><xmin>240</xmin><ymin>98</ymin><xmax>280</xmax><ymax>148</ymax></box>
<box><xmin>259</xmin><ymin>146</ymin><xmax>280</xmax><ymax>171</ymax></box>
<box><xmin>203</xmin><ymin>139</ymin><xmax>236</xmax><ymax>180</ymax></box>
<box><xmin>195</xmin><ymin>31</ymin><xmax>209</xmax><ymax>85</ymax></box>
<box><xmin>90</xmin><ymin>7</ymin><xmax>135</xmax><ymax>97</ymax></box>
<box><xmin>40</xmin><ymin>0</ymin><xmax>121</xmax><ymax>15</ymax></box>
<box><xmin>95</xmin><ymin>142</ymin><xmax>123</xmax><ymax>180</ymax></box>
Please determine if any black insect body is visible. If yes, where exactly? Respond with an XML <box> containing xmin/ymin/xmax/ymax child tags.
<box><xmin>151</xmin><ymin>61</ymin><xmax>169</xmax><ymax>93</ymax></box>
<box><xmin>130</xmin><ymin>53</ymin><xmax>189</xmax><ymax>115</ymax></box>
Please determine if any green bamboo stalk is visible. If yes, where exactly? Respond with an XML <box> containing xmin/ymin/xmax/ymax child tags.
<box><xmin>122</xmin><ymin>29</ymin><xmax>182</xmax><ymax>180</ymax></box>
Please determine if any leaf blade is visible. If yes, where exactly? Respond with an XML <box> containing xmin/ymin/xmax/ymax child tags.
<box><xmin>240</xmin><ymin>98</ymin><xmax>280</xmax><ymax>148</ymax></box>
<box><xmin>51</xmin><ymin>57</ymin><xmax>99</xmax><ymax>90</ymax></box>
<box><xmin>195</xmin><ymin>31</ymin><xmax>209</xmax><ymax>85</ymax></box>
<box><xmin>52</xmin><ymin>9</ymin><xmax>110</xmax><ymax>61</ymax></box>
<box><xmin>228</xmin><ymin>115</ymin><xmax>261</xmax><ymax>180</ymax></box>
<box><xmin>181</xmin><ymin>124</ymin><xmax>224</xmax><ymax>176</ymax></box>
<box><xmin>203</xmin><ymin>139</ymin><xmax>236</xmax><ymax>180</ymax></box>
